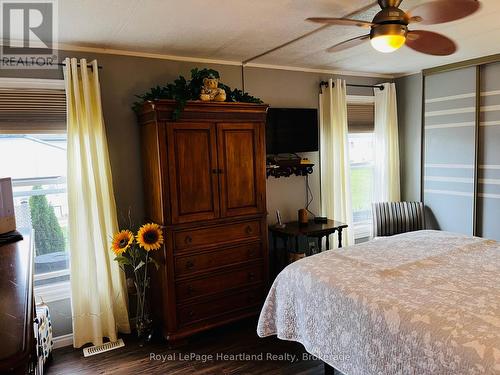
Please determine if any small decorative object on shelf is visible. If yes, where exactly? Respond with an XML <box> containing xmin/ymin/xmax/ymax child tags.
<box><xmin>110</xmin><ymin>223</ymin><xmax>164</xmax><ymax>345</ymax></box>
<box><xmin>298</xmin><ymin>208</ymin><xmax>308</xmax><ymax>225</ymax></box>
<box><xmin>200</xmin><ymin>76</ymin><xmax>226</xmax><ymax>101</ymax></box>
<box><xmin>275</xmin><ymin>209</ymin><xmax>286</xmax><ymax>229</ymax></box>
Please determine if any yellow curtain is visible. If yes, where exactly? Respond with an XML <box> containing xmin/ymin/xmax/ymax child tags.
<box><xmin>64</xmin><ymin>58</ymin><xmax>130</xmax><ymax>348</ymax></box>
<box><xmin>319</xmin><ymin>78</ymin><xmax>354</xmax><ymax>247</ymax></box>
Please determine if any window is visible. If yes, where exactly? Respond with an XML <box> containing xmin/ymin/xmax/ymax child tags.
<box><xmin>0</xmin><ymin>134</ymin><xmax>69</xmax><ymax>290</ymax></box>
<box><xmin>347</xmin><ymin>97</ymin><xmax>375</xmax><ymax>240</ymax></box>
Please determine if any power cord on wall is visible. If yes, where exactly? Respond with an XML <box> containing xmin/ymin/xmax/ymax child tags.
<box><xmin>305</xmin><ymin>174</ymin><xmax>317</xmax><ymax>218</ymax></box>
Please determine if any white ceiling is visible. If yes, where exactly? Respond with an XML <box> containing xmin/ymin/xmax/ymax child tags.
<box><xmin>57</xmin><ymin>0</ymin><xmax>500</xmax><ymax>76</ymax></box>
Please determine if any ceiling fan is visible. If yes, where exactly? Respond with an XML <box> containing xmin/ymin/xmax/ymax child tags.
<box><xmin>307</xmin><ymin>0</ymin><xmax>481</xmax><ymax>55</ymax></box>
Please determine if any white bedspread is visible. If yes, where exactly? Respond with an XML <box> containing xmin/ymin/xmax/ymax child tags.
<box><xmin>257</xmin><ymin>230</ymin><xmax>500</xmax><ymax>375</ymax></box>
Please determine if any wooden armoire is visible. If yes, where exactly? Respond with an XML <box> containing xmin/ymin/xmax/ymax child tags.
<box><xmin>138</xmin><ymin>100</ymin><xmax>269</xmax><ymax>344</ymax></box>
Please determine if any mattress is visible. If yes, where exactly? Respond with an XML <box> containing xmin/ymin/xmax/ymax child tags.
<box><xmin>257</xmin><ymin>230</ymin><xmax>500</xmax><ymax>375</ymax></box>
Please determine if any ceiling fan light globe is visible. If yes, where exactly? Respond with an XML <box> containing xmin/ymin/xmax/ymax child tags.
<box><xmin>370</xmin><ymin>34</ymin><xmax>406</xmax><ymax>53</ymax></box>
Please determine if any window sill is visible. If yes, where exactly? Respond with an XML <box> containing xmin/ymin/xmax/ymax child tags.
<box><xmin>35</xmin><ymin>280</ymin><xmax>71</xmax><ymax>303</ymax></box>
<box><xmin>353</xmin><ymin>221</ymin><xmax>372</xmax><ymax>240</ymax></box>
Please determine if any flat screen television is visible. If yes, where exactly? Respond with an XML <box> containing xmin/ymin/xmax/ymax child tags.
<box><xmin>266</xmin><ymin>108</ymin><xmax>319</xmax><ymax>154</ymax></box>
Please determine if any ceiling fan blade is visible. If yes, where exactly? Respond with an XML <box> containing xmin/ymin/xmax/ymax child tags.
<box><xmin>406</xmin><ymin>30</ymin><xmax>457</xmax><ymax>56</ymax></box>
<box><xmin>407</xmin><ymin>0</ymin><xmax>481</xmax><ymax>25</ymax></box>
<box><xmin>327</xmin><ymin>34</ymin><xmax>370</xmax><ymax>53</ymax></box>
<box><xmin>306</xmin><ymin>17</ymin><xmax>373</xmax><ymax>28</ymax></box>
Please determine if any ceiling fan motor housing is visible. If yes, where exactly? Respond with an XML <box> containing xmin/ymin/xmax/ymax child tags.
<box><xmin>371</xmin><ymin>6</ymin><xmax>409</xmax><ymax>41</ymax></box>
<box><xmin>370</xmin><ymin>23</ymin><xmax>408</xmax><ymax>41</ymax></box>
<box><xmin>372</xmin><ymin>6</ymin><xmax>409</xmax><ymax>25</ymax></box>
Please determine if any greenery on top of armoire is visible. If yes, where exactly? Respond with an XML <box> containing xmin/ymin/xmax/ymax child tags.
<box><xmin>133</xmin><ymin>68</ymin><xmax>263</xmax><ymax>119</ymax></box>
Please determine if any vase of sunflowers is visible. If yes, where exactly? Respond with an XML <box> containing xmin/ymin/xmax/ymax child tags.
<box><xmin>111</xmin><ymin>223</ymin><xmax>164</xmax><ymax>343</ymax></box>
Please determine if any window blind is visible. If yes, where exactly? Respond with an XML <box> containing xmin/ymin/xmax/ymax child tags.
<box><xmin>347</xmin><ymin>103</ymin><xmax>374</xmax><ymax>133</ymax></box>
<box><xmin>0</xmin><ymin>88</ymin><xmax>66</xmax><ymax>133</ymax></box>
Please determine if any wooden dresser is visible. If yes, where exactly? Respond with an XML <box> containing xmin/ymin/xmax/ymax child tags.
<box><xmin>0</xmin><ymin>237</ymin><xmax>36</xmax><ymax>374</ymax></box>
<box><xmin>138</xmin><ymin>100</ymin><xmax>269</xmax><ymax>344</ymax></box>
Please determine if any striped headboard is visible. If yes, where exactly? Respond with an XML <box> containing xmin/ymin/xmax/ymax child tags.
<box><xmin>372</xmin><ymin>202</ymin><xmax>425</xmax><ymax>237</ymax></box>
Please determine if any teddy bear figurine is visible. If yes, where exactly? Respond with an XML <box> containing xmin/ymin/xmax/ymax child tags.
<box><xmin>199</xmin><ymin>76</ymin><xmax>226</xmax><ymax>102</ymax></box>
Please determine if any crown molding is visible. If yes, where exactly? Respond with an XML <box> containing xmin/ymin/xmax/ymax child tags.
<box><xmin>392</xmin><ymin>71</ymin><xmax>422</xmax><ymax>79</ymax></box>
<box><xmin>243</xmin><ymin>62</ymin><xmax>394</xmax><ymax>79</ymax></box>
<box><xmin>53</xmin><ymin>43</ymin><xmax>394</xmax><ymax>79</ymax></box>
<box><xmin>55</xmin><ymin>43</ymin><xmax>244</xmax><ymax>66</ymax></box>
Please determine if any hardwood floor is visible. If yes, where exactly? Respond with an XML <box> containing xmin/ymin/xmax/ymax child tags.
<box><xmin>46</xmin><ymin>318</ymin><xmax>324</xmax><ymax>375</ymax></box>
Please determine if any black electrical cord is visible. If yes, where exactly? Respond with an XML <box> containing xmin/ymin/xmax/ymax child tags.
<box><xmin>305</xmin><ymin>174</ymin><xmax>316</xmax><ymax>218</ymax></box>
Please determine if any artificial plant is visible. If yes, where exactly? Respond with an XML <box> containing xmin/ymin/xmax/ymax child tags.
<box><xmin>133</xmin><ymin>68</ymin><xmax>263</xmax><ymax>119</ymax></box>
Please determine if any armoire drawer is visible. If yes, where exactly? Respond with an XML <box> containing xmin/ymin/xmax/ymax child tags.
<box><xmin>174</xmin><ymin>220</ymin><xmax>261</xmax><ymax>252</ymax></box>
<box><xmin>175</xmin><ymin>262</ymin><xmax>264</xmax><ymax>302</ymax></box>
<box><xmin>175</xmin><ymin>242</ymin><xmax>263</xmax><ymax>277</ymax></box>
<box><xmin>177</xmin><ymin>286</ymin><xmax>264</xmax><ymax>326</ymax></box>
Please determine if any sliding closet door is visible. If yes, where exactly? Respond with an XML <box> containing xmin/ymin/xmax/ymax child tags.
<box><xmin>423</xmin><ymin>67</ymin><xmax>477</xmax><ymax>235</ymax></box>
<box><xmin>478</xmin><ymin>63</ymin><xmax>500</xmax><ymax>240</ymax></box>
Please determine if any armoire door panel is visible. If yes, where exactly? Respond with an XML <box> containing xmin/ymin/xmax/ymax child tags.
<box><xmin>217</xmin><ymin>123</ymin><xmax>265</xmax><ymax>217</ymax></box>
<box><xmin>167</xmin><ymin>122</ymin><xmax>220</xmax><ymax>223</ymax></box>
<box><xmin>423</xmin><ymin>67</ymin><xmax>476</xmax><ymax>236</ymax></box>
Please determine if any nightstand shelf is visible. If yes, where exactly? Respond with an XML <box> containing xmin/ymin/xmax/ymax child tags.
<box><xmin>266</xmin><ymin>163</ymin><xmax>314</xmax><ymax>178</ymax></box>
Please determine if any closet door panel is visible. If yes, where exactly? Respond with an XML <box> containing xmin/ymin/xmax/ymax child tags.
<box><xmin>424</xmin><ymin>126</ymin><xmax>475</xmax><ymax>165</ymax></box>
<box><xmin>478</xmin><ymin>62</ymin><xmax>500</xmax><ymax>240</ymax></box>
<box><xmin>423</xmin><ymin>67</ymin><xmax>476</xmax><ymax>235</ymax></box>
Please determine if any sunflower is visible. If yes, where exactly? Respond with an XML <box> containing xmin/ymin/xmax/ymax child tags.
<box><xmin>136</xmin><ymin>223</ymin><xmax>164</xmax><ymax>251</ymax></box>
<box><xmin>111</xmin><ymin>230</ymin><xmax>134</xmax><ymax>255</ymax></box>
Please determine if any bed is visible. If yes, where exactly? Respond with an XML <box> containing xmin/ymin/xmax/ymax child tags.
<box><xmin>257</xmin><ymin>230</ymin><xmax>500</xmax><ymax>375</ymax></box>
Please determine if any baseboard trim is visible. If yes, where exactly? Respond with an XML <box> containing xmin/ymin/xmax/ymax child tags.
<box><xmin>53</xmin><ymin>333</ymin><xmax>73</xmax><ymax>349</ymax></box>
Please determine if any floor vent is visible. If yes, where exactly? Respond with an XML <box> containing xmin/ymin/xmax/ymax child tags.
<box><xmin>82</xmin><ymin>338</ymin><xmax>125</xmax><ymax>357</ymax></box>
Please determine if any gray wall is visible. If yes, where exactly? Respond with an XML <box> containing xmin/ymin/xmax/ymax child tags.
<box><xmin>396</xmin><ymin>73</ymin><xmax>422</xmax><ymax>202</ymax></box>
<box><xmin>0</xmin><ymin>51</ymin><xmax>387</xmax><ymax>227</ymax></box>
<box><xmin>245</xmin><ymin>68</ymin><xmax>387</xmax><ymax>223</ymax></box>
<box><xmin>1</xmin><ymin>50</ymin><xmax>387</xmax><ymax>338</ymax></box>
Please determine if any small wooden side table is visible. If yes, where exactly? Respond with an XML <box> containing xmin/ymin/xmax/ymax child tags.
<box><xmin>269</xmin><ymin>219</ymin><xmax>348</xmax><ymax>276</ymax></box>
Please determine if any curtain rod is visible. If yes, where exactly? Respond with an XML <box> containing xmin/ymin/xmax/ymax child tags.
<box><xmin>56</xmin><ymin>62</ymin><xmax>103</xmax><ymax>70</ymax></box>
<box><xmin>320</xmin><ymin>81</ymin><xmax>384</xmax><ymax>90</ymax></box>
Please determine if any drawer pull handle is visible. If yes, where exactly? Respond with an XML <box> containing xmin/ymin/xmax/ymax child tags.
<box><xmin>247</xmin><ymin>249</ymin><xmax>254</xmax><ymax>257</ymax></box>
<box><xmin>248</xmin><ymin>272</ymin><xmax>255</xmax><ymax>281</ymax></box>
<box><xmin>212</xmin><ymin>169</ymin><xmax>218</xmax><ymax>174</ymax></box>
<box><xmin>184</xmin><ymin>235</ymin><xmax>193</xmax><ymax>244</ymax></box>
<box><xmin>245</xmin><ymin>226</ymin><xmax>253</xmax><ymax>235</ymax></box>
<box><xmin>188</xmin><ymin>310</ymin><xmax>195</xmax><ymax>317</ymax></box>
<box><xmin>187</xmin><ymin>285</ymin><xmax>195</xmax><ymax>295</ymax></box>
<box><xmin>185</xmin><ymin>260</ymin><xmax>194</xmax><ymax>269</ymax></box>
